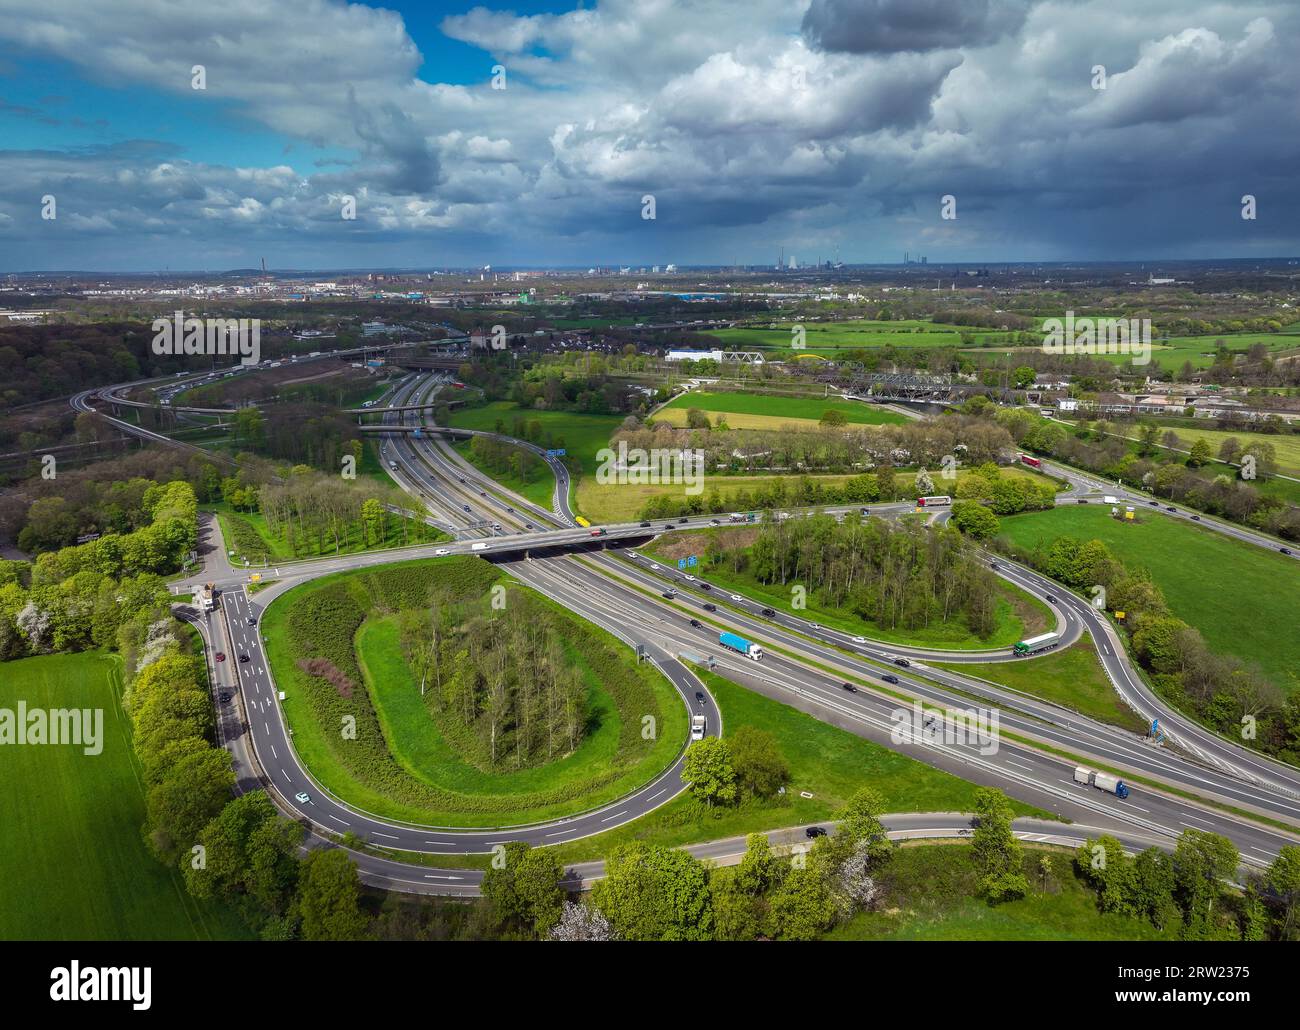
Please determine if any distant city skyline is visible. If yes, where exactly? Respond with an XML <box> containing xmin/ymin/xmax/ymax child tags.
<box><xmin>1</xmin><ymin>0</ymin><xmax>1298</xmax><ymax>271</ymax></box>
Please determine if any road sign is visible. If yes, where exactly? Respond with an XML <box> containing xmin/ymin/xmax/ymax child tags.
<box><xmin>677</xmin><ymin>558</ymin><xmax>687</xmax><ymax>570</ymax></box>
<box><xmin>546</xmin><ymin>448</ymin><xmax>567</xmax><ymax>458</ymax></box>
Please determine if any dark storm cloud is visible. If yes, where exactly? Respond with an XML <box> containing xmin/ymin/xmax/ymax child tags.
<box><xmin>802</xmin><ymin>0</ymin><xmax>1031</xmax><ymax>54</ymax></box>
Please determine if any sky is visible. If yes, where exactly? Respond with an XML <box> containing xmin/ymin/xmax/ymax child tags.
<box><xmin>0</xmin><ymin>0</ymin><xmax>1297</xmax><ymax>272</ymax></box>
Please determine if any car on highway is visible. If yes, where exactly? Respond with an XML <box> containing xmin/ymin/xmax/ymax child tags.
<box><xmin>860</xmin><ymin>508</ymin><xmax>870</xmax><ymax>516</ymax></box>
<box><xmin>215</xmin><ymin>652</ymin><xmax>226</xmax><ymax>662</ymax></box>
<box><xmin>1149</xmin><ymin>500</ymin><xmax>1159</xmax><ymax>506</ymax></box>
<box><xmin>1191</xmin><ymin>515</ymin><xmax>1200</xmax><ymax>521</ymax></box>
<box><xmin>893</xmin><ymin>657</ymin><xmax>910</xmax><ymax>667</ymax></box>
<box><xmin>247</xmin><ymin>616</ymin><xmax>257</xmax><ymax>626</ymax></box>
<box><xmin>1046</xmin><ymin>594</ymin><xmax>1058</xmax><ymax>603</ymax></box>
<box><xmin>434</xmin><ymin>548</ymin><xmax>450</xmax><ymax>556</ymax></box>
<box><xmin>462</xmin><ymin>504</ymin><xmax>471</xmax><ymax>512</ymax></box>
<box><xmin>1076</xmin><ymin>498</ymin><xmax>1088</xmax><ymax>504</ymax></box>
<box><xmin>684</xmin><ymin>574</ymin><xmax>695</xmax><ymax>581</ymax></box>
<box><xmin>640</xmin><ymin>521</ymin><xmax>651</xmax><ymax>527</ymax></box>
<box><xmin>294</xmin><ymin>792</ymin><xmax>311</xmax><ymax>805</ymax></box>
<box><xmin>458</xmin><ymin>477</ymin><xmax>466</xmax><ymax>484</ymax></box>
<box><xmin>694</xmin><ymin>691</ymin><xmax>706</xmax><ymax>706</ymax></box>
<box><xmin>650</xmin><ymin>563</ymin><xmax>660</xmax><ymax>570</ymax></box>
<box><xmin>730</xmin><ymin>594</ymin><xmax>743</xmax><ymax>602</ymax></box>
<box><xmin>238</xmin><ymin>654</ymin><xmax>250</xmax><ymax>663</ymax></box>
<box><xmin>881</xmin><ymin>673</ymin><xmax>900</xmax><ymax>684</ymax></box>
<box><xmin>761</xmin><ymin>607</ymin><xmax>775</xmax><ymax>617</ymax></box>
<box><xmin>1165</xmin><ymin>506</ymin><xmax>1176</xmax><ymax>512</ymax></box>
<box><xmin>852</xmin><ymin>636</ymin><xmax>867</xmax><ymax>644</ymax></box>
<box><xmin>690</xmin><ymin>619</ymin><xmax>702</xmax><ymax>628</ymax></box>
<box><xmin>699</xmin><ymin>583</ymin><xmax>711</xmax><ymax>591</ymax></box>
<box><xmin>218</xmin><ymin>691</ymin><xmax>233</xmax><ymax>703</ymax></box>
<box><xmin>841</xmin><ymin>682</ymin><xmax>857</xmax><ymax>693</ymax></box>
<box><xmin>710</xmin><ymin>518</ymin><xmax>720</xmax><ymax>526</ymax></box>
<box><xmin>988</xmin><ymin>560</ymin><xmax>999</xmax><ymax>569</ymax></box>
<box><xmin>679</xmin><ymin>517</ymin><xmax>689</xmax><ymax>523</ymax></box>
<box><xmin>506</xmin><ymin>506</ymin><xmax>514</xmax><ymax>513</ymax></box>
<box><xmin>525</xmin><ymin>522</ymin><xmax>535</xmax><ymax>530</ymax></box>
<box><xmin>1282</xmin><ymin>547</ymin><xmax>1293</xmax><ymax>556</ymax></box>
<box><xmin>703</xmin><ymin>603</ymin><xmax>717</xmax><ymax>612</ymax></box>
<box><xmin>662</xmin><ymin>590</ymin><xmax>675</xmax><ymax>599</ymax></box>
<box><xmin>628</xmin><ymin>551</ymin><xmax>640</xmax><ymax>559</ymax></box>
<box><xmin>805</xmin><ymin>826</ymin><xmax>827</xmax><ymax>839</ymax></box>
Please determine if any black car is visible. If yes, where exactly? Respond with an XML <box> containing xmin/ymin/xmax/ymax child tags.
<box><xmin>1282</xmin><ymin>548</ymin><xmax>1293</xmax><ymax>556</ymax></box>
<box><xmin>761</xmin><ymin>607</ymin><xmax>775</xmax><ymax>617</ymax></box>
<box><xmin>893</xmin><ymin>657</ymin><xmax>910</xmax><ymax>667</ymax></box>
<box><xmin>1165</xmin><ymin>506</ymin><xmax>1176</xmax><ymax>512</ymax></box>
<box><xmin>841</xmin><ymin>682</ymin><xmax>857</xmax><ymax>693</ymax></box>
<box><xmin>679</xmin><ymin>517</ymin><xmax>689</xmax><ymax>523</ymax></box>
<box><xmin>690</xmin><ymin>619</ymin><xmax>702</xmax><ymax>628</ymax></box>
<box><xmin>246</xmin><ymin>616</ymin><xmax>257</xmax><ymax>626</ymax></box>
<box><xmin>640</xmin><ymin>521</ymin><xmax>651</xmax><ymax>527</ymax></box>
<box><xmin>1076</xmin><ymin>498</ymin><xmax>1088</xmax><ymax>504</ymax></box>
<box><xmin>860</xmin><ymin>508</ymin><xmax>871</xmax><ymax>516</ymax></box>
<box><xmin>458</xmin><ymin>477</ymin><xmax>466</xmax><ymax>484</ymax></box>
<box><xmin>1191</xmin><ymin>515</ymin><xmax>1200</xmax><ymax>521</ymax></box>
<box><xmin>703</xmin><ymin>603</ymin><xmax>717</xmax><ymax>612</ymax></box>
<box><xmin>1046</xmin><ymin>594</ymin><xmax>1058</xmax><ymax>603</ymax></box>
<box><xmin>218</xmin><ymin>691</ymin><xmax>233</xmax><ymax>703</ymax></box>
<box><xmin>238</xmin><ymin>654</ymin><xmax>250</xmax><ymax>663</ymax></box>
<box><xmin>882</xmin><ymin>673</ymin><xmax>900</xmax><ymax>684</ymax></box>
<box><xmin>805</xmin><ymin>826</ymin><xmax>828</xmax><ymax>839</ymax></box>
<box><xmin>525</xmin><ymin>522</ymin><xmax>534</xmax><ymax>530</ymax></box>
<box><xmin>694</xmin><ymin>691</ymin><xmax>706</xmax><ymax>706</ymax></box>
<box><xmin>462</xmin><ymin>504</ymin><xmax>471</xmax><ymax>512</ymax></box>
<box><xmin>1149</xmin><ymin>500</ymin><xmax>1159</xmax><ymax>506</ymax></box>
<box><xmin>699</xmin><ymin>582</ymin><xmax>711</xmax><ymax>591</ymax></box>
<box><xmin>661</xmin><ymin>591</ymin><xmax>675</xmax><ymax>599</ymax></box>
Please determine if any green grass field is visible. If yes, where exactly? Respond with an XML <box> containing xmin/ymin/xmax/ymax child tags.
<box><xmin>826</xmin><ymin>845</ymin><xmax>1175</xmax><ymax>940</ymax></box>
<box><xmin>660</xmin><ymin>390</ymin><xmax>909</xmax><ymax>427</ymax></box>
<box><xmin>262</xmin><ymin>560</ymin><xmax>687</xmax><ymax>826</ymax></box>
<box><xmin>445</xmin><ymin>401</ymin><xmax>624</xmax><ymax>508</ymax></box>
<box><xmin>708</xmin><ymin>319</ymin><xmax>1014</xmax><ymax>352</ymax></box>
<box><xmin>996</xmin><ymin>507</ymin><xmax>1300</xmax><ymax>693</ymax></box>
<box><xmin>0</xmin><ymin>652</ymin><xmax>251</xmax><ymax>940</ymax></box>
<box><xmin>643</xmin><ymin>527</ymin><xmax>1053</xmax><ymax>651</ymax></box>
<box><xmin>538</xmin><ymin>666</ymin><xmax>1049</xmax><ymax>867</ymax></box>
<box><xmin>209</xmin><ymin>500</ymin><xmax>444</xmax><ymax>564</ymax></box>
<box><xmin>935</xmin><ymin>635</ymin><xmax>1147</xmax><ymax>733</ymax></box>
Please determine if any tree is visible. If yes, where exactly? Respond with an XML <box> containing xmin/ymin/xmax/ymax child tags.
<box><xmin>591</xmin><ymin>844</ymin><xmax>712</xmax><ymax>941</ymax></box>
<box><xmin>1217</xmin><ymin>437</ymin><xmax>1242</xmax><ymax>465</ymax></box>
<box><xmin>549</xmin><ymin>900</ymin><xmax>614</xmax><ymax>941</ymax></box>
<box><xmin>819</xmin><ymin>409</ymin><xmax>847</xmax><ymax>428</ymax></box>
<box><xmin>769</xmin><ymin>853</ymin><xmax>837</xmax><ymax>940</ymax></box>
<box><xmin>144</xmin><ymin>747</ymin><xmax>235</xmax><ymax>862</ymax></box>
<box><xmin>480</xmin><ymin>842</ymin><xmax>565</xmax><ymax>938</ymax></box>
<box><xmin>1012</xmin><ymin>365</ymin><xmax>1036</xmax><ymax>389</ymax></box>
<box><xmin>971</xmin><ymin>787</ymin><xmax>1029</xmax><ymax>902</ymax></box>
<box><xmin>685</xmin><ymin>407</ymin><xmax>710</xmax><ymax>430</ymax></box>
<box><xmin>1188</xmin><ymin>438</ymin><xmax>1212</xmax><ymax>468</ymax></box>
<box><xmin>950</xmin><ymin>500</ymin><xmax>1000</xmax><ymax>539</ymax></box>
<box><xmin>1172</xmin><ymin>829</ymin><xmax>1239</xmax><ymax>940</ymax></box>
<box><xmin>728</xmin><ymin>726</ymin><xmax>788</xmax><ymax>798</ymax></box>
<box><xmin>682</xmin><ymin>737</ymin><xmax>737</xmax><ymax>806</ymax></box>
<box><xmin>913</xmin><ymin>469</ymin><xmax>935</xmax><ymax>496</ymax></box>
<box><xmin>1264</xmin><ymin>845</ymin><xmax>1300</xmax><ymax>941</ymax></box>
<box><xmin>296</xmin><ymin>848</ymin><xmax>369</xmax><ymax>941</ymax></box>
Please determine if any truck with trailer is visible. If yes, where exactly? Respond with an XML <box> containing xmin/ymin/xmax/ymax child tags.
<box><xmin>1013</xmin><ymin>630</ymin><xmax>1061</xmax><ymax>656</ymax></box>
<box><xmin>1074</xmin><ymin>766</ymin><xmax>1131</xmax><ymax>799</ymax></box>
<box><xmin>719</xmin><ymin>631</ymin><xmax>763</xmax><ymax>661</ymax></box>
<box><xmin>916</xmin><ymin>495</ymin><xmax>952</xmax><ymax>506</ymax></box>
<box><xmin>198</xmin><ymin>582</ymin><xmax>218</xmax><ymax>612</ymax></box>
<box><xmin>690</xmin><ymin>715</ymin><xmax>707</xmax><ymax>741</ymax></box>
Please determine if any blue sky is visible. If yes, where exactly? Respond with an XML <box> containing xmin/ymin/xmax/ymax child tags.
<box><xmin>0</xmin><ymin>0</ymin><xmax>1297</xmax><ymax>271</ymax></box>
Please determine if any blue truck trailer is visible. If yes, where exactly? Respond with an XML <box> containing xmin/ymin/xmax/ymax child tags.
<box><xmin>719</xmin><ymin>631</ymin><xmax>763</xmax><ymax>661</ymax></box>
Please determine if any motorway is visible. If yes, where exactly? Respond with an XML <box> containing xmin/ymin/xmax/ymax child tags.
<box><xmin>73</xmin><ymin>366</ymin><xmax>1300</xmax><ymax>892</ymax></box>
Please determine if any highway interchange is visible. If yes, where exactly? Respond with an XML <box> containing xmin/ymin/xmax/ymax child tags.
<box><xmin>73</xmin><ymin>359</ymin><xmax>1300</xmax><ymax>894</ymax></box>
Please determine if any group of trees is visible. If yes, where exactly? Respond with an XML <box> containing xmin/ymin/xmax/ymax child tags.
<box><xmin>621</xmin><ymin>412</ymin><xmax>1019</xmax><ymax>476</ymax></box>
<box><xmin>998</xmin><ymin>533</ymin><xmax>1299</xmax><ymax>761</ymax></box>
<box><xmin>468</xmin><ymin>433</ymin><xmax>549</xmax><ymax>488</ymax></box>
<box><xmin>1076</xmin><ymin>831</ymin><xmax>1300</xmax><ymax>941</ymax></box>
<box><xmin>717</xmin><ymin>515</ymin><xmax>1005</xmax><ymax>639</ymax></box>
<box><xmin>996</xmin><ymin>408</ymin><xmax>1300</xmax><ymax>541</ymax></box>
<box><xmin>682</xmin><ymin>726</ymin><xmax>791</xmax><ymax>806</ymax></box>
<box><xmin>397</xmin><ymin>594</ymin><xmax>590</xmax><ymax>769</ymax></box>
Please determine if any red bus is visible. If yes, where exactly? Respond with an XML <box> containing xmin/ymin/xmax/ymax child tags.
<box><xmin>1018</xmin><ymin>453</ymin><xmax>1042</xmax><ymax>469</ymax></box>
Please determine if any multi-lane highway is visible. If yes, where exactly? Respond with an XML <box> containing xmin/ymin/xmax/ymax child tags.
<box><xmin>73</xmin><ymin>365</ymin><xmax>1300</xmax><ymax>892</ymax></box>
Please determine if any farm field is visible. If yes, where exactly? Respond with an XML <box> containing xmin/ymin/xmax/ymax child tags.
<box><xmin>0</xmin><ymin>652</ymin><xmax>251</xmax><ymax>940</ymax></box>
<box><xmin>935</xmin><ymin>635</ymin><xmax>1147</xmax><ymax>733</ymax></box>
<box><xmin>996</xmin><ymin>506</ymin><xmax>1300</xmax><ymax>693</ymax></box>
<box><xmin>709</xmin><ymin>319</ymin><xmax>1015</xmax><ymax>352</ymax></box>
<box><xmin>576</xmin><ymin>464</ymin><xmax>1058</xmax><ymax>523</ymax></box>
<box><xmin>659</xmin><ymin>390</ymin><xmax>909</xmax><ymax>427</ymax></box>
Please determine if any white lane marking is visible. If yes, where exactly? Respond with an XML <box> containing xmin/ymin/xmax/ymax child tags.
<box><xmin>600</xmin><ymin>810</ymin><xmax>627</xmax><ymax>823</ymax></box>
<box><xmin>329</xmin><ymin>814</ymin><xmax>350</xmax><ymax>826</ymax></box>
<box><xmin>372</xmin><ymin>831</ymin><xmax>400</xmax><ymax>840</ymax></box>
<box><xmin>424</xmin><ymin>874</ymin><xmax>464</xmax><ymax>881</ymax></box>
<box><xmin>280</xmin><ymin>769</ymin><xmax>291</xmax><ymax>782</ymax></box>
<box><xmin>270</xmin><ymin>745</ymin><xmax>277</xmax><ymax>760</ymax></box>
<box><xmin>645</xmin><ymin>788</ymin><xmax>666</xmax><ymax>801</ymax></box>
<box><xmin>1180</xmin><ymin>813</ymin><xmax>1215</xmax><ymax>827</ymax></box>
<box><xmin>1006</xmin><ymin>758</ymin><xmax>1036</xmax><ymax>771</ymax></box>
<box><xmin>546</xmin><ymin>829</ymin><xmax>574</xmax><ymax>838</ymax></box>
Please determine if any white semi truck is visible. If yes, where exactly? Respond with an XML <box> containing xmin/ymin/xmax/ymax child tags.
<box><xmin>1074</xmin><ymin>766</ymin><xmax>1131</xmax><ymax>799</ymax></box>
<box><xmin>1013</xmin><ymin>630</ymin><xmax>1061</xmax><ymax>656</ymax></box>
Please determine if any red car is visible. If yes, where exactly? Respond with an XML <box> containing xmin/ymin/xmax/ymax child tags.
<box><xmin>215</xmin><ymin>652</ymin><xmax>226</xmax><ymax>662</ymax></box>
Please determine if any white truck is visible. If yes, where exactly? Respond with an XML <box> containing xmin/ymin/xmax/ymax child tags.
<box><xmin>1013</xmin><ymin>630</ymin><xmax>1061</xmax><ymax>656</ymax></box>
<box><xmin>1074</xmin><ymin>766</ymin><xmax>1131</xmax><ymax>799</ymax></box>
<box><xmin>198</xmin><ymin>582</ymin><xmax>217</xmax><ymax>612</ymax></box>
<box><xmin>471</xmin><ymin>541</ymin><xmax>488</xmax><ymax>551</ymax></box>
<box><xmin>690</xmin><ymin>715</ymin><xmax>707</xmax><ymax>741</ymax></box>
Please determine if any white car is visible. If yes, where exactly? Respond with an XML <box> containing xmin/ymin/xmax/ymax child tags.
<box><xmin>434</xmin><ymin>548</ymin><xmax>449</xmax><ymax>556</ymax></box>
<box><xmin>730</xmin><ymin>594</ymin><xmax>743</xmax><ymax>602</ymax></box>
<box><xmin>294</xmin><ymin>792</ymin><xmax>311</xmax><ymax>805</ymax></box>
<box><xmin>628</xmin><ymin>551</ymin><xmax>640</xmax><ymax>559</ymax></box>
<box><xmin>684</xmin><ymin>574</ymin><xmax>695</xmax><ymax>581</ymax></box>
<box><xmin>650</xmin><ymin>563</ymin><xmax>660</xmax><ymax>570</ymax></box>
<box><xmin>852</xmin><ymin>636</ymin><xmax>868</xmax><ymax>644</ymax></box>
